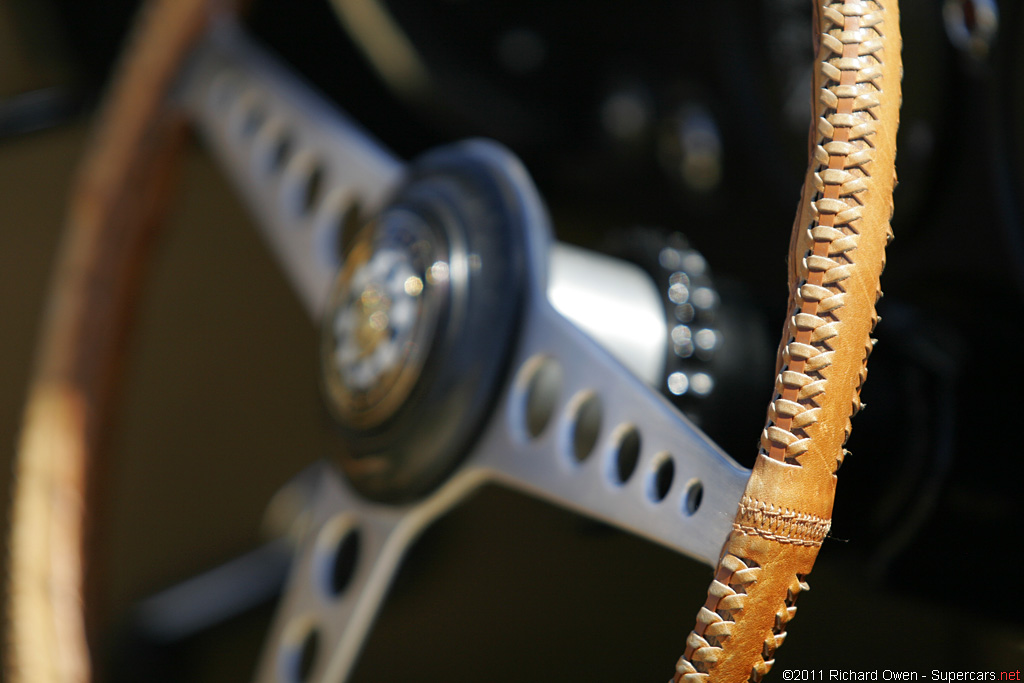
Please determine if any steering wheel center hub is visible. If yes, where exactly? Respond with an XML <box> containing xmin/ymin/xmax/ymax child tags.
<box><xmin>319</xmin><ymin>141</ymin><xmax>528</xmax><ymax>502</ymax></box>
<box><xmin>324</xmin><ymin>211</ymin><xmax>442</xmax><ymax>429</ymax></box>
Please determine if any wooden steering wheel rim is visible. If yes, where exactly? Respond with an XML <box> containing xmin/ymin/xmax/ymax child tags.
<box><xmin>6</xmin><ymin>2</ymin><xmax>238</xmax><ymax>680</ymax></box>
<box><xmin>5</xmin><ymin>2</ymin><xmax>901</xmax><ymax>682</ymax></box>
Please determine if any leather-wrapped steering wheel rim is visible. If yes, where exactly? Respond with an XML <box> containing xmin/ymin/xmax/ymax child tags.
<box><xmin>675</xmin><ymin>2</ymin><xmax>901</xmax><ymax>679</ymax></box>
<box><xmin>5</xmin><ymin>1</ymin><xmax>901</xmax><ymax>682</ymax></box>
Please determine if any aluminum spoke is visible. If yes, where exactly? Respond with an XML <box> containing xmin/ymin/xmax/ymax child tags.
<box><xmin>177</xmin><ymin>19</ymin><xmax>403</xmax><ymax>319</ymax></box>
<box><xmin>470</xmin><ymin>298</ymin><xmax>748</xmax><ymax>567</ymax></box>
<box><xmin>254</xmin><ymin>467</ymin><xmax>488</xmax><ymax>683</ymax></box>
<box><xmin>173</xmin><ymin>20</ymin><xmax>751</xmax><ymax>682</ymax></box>
<box><xmin>255</xmin><ymin>282</ymin><xmax>749</xmax><ymax>683</ymax></box>
<box><xmin>463</xmin><ymin>158</ymin><xmax>749</xmax><ymax>567</ymax></box>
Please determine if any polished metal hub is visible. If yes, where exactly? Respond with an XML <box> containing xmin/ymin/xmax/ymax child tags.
<box><xmin>323</xmin><ymin>209</ymin><xmax>444</xmax><ymax>430</ymax></box>
<box><xmin>333</xmin><ymin>251</ymin><xmax>417</xmax><ymax>390</ymax></box>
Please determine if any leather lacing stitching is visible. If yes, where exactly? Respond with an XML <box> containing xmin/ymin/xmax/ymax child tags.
<box><xmin>674</xmin><ymin>2</ymin><xmax>889</xmax><ymax>680</ymax></box>
<box><xmin>678</xmin><ymin>555</ymin><xmax>762</xmax><ymax>679</ymax></box>
<box><xmin>760</xmin><ymin>0</ymin><xmax>887</xmax><ymax>470</ymax></box>
<box><xmin>674</xmin><ymin>559</ymin><xmax>809</xmax><ymax>683</ymax></box>
<box><xmin>732</xmin><ymin>496</ymin><xmax>830</xmax><ymax>548</ymax></box>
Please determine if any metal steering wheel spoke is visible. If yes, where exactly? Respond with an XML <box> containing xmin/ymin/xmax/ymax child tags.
<box><xmin>177</xmin><ymin>19</ymin><xmax>403</xmax><ymax>319</ymax></box>
<box><xmin>174</xmin><ymin>17</ymin><xmax>750</xmax><ymax>682</ymax></box>
<box><xmin>254</xmin><ymin>467</ymin><xmax>489</xmax><ymax>683</ymax></box>
<box><xmin>472</xmin><ymin>296</ymin><xmax>749</xmax><ymax>568</ymax></box>
<box><xmin>253</xmin><ymin>200</ymin><xmax>749</xmax><ymax>679</ymax></box>
<box><xmin>256</xmin><ymin>297</ymin><xmax>749</xmax><ymax>683</ymax></box>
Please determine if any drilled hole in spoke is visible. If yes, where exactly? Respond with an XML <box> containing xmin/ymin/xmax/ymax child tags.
<box><xmin>268</xmin><ymin>130</ymin><xmax>294</xmax><ymax>174</ymax></box>
<box><xmin>283</xmin><ymin>153</ymin><xmax>327</xmax><ymax>219</ymax></box>
<box><xmin>316</xmin><ymin>193</ymin><xmax>361</xmax><ymax>269</ymax></box>
<box><xmin>316</xmin><ymin>516</ymin><xmax>362</xmax><ymax>599</ymax></box>
<box><xmin>610</xmin><ymin>424</ymin><xmax>640</xmax><ymax>484</ymax></box>
<box><xmin>683</xmin><ymin>479</ymin><xmax>704</xmax><ymax>515</ymax></box>
<box><xmin>519</xmin><ymin>356</ymin><xmax>563</xmax><ymax>439</ymax></box>
<box><xmin>300</xmin><ymin>163</ymin><xmax>326</xmax><ymax>216</ymax></box>
<box><xmin>328</xmin><ymin>529</ymin><xmax>361</xmax><ymax>597</ymax></box>
<box><xmin>568</xmin><ymin>392</ymin><xmax>602</xmax><ymax>463</ymax></box>
<box><xmin>252</xmin><ymin>119</ymin><xmax>295</xmax><ymax>179</ymax></box>
<box><xmin>239</xmin><ymin>101</ymin><xmax>267</xmax><ymax>140</ymax></box>
<box><xmin>280</xmin><ymin>620</ymin><xmax>320</xmax><ymax>683</ymax></box>
<box><xmin>647</xmin><ymin>453</ymin><xmax>675</xmax><ymax>503</ymax></box>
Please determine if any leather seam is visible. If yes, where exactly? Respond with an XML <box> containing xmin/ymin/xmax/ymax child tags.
<box><xmin>731</xmin><ymin>524</ymin><xmax>825</xmax><ymax>548</ymax></box>
<box><xmin>733</xmin><ymin>495</ymin><xmax>832</xmax><ymax>547</ymax></box>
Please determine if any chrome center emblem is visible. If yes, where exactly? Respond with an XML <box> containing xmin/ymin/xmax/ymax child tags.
<box><xmin>322</xmin><ymin>209</ymin><xmax>445</xmax><ymax>430</ymax></box>
<box><xmin>333</xmin><ymin>248</ymin><xmax>420</xmax><ymax>391</ymax></box>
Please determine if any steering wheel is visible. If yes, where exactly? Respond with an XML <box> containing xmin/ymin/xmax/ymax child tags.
<box><xmin>5</xmin><ymin>1</ymin><xmax>901</xmax><ymax>681</ymax></box>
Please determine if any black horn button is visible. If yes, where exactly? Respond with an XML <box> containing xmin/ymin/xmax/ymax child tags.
<box><xmin>321</xmin><ymin>141</ymin><xmax>528</xmax><ymax>502</ymax></box>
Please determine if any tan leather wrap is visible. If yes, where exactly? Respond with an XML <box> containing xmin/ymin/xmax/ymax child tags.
<box><xmin>674</xmin><ymin>1</ymin><xmax>901</xmax><ymax>681</ymax></box>
<box><xmin>4</xmin><ymin>2</ymin><xmax>232</xmax><ymax>682</ymax></box>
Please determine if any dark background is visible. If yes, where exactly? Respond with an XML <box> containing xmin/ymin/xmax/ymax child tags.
<box><xmin>2</xmin><ymin>0</ymin><xmax>1023</xmax><ymax>680</ymax></box>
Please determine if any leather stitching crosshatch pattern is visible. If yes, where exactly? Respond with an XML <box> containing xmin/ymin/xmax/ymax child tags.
<box><xmin>675</xmin><ymin>1</ymin><xmax>901</xmax><ymax>681</ymax></box>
